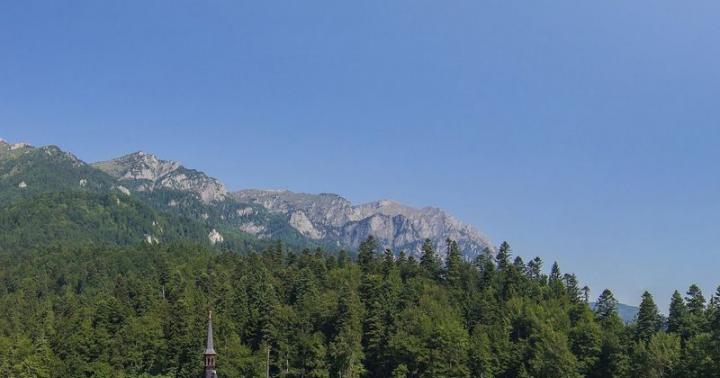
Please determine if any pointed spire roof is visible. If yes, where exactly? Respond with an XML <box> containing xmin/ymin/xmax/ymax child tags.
<box><xmin>205</xmin><ymin>310</ymin><xmax>216</xmax><ymax>355</ymax></box>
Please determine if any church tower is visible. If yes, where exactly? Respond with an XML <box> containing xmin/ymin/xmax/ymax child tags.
<box><xmin>204</xmin><ymin>311</ymin><xmax>218</xmax><ymax>378</ymax></box>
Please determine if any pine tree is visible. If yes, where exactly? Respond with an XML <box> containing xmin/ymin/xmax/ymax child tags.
<box><xmin>526</xmin><ymin>256</ymin><xmax>543</xmax><ymax>281</ymax></box>
<box><xmin>667</xmin><ymin>290</ymin><xmax>686</xmax><ymax>334</ymax></box>
<box><xmin>445</xmin><ymin>239</ymin><xmax>463</xmax><ymax>289</ymax></box>
<box><xmin>495</xmin><ymin>241</ymin><xmax>511</xmax><ymax>271</ymax></box>
<box><xmin>709</xmin><ymin>286</ymin><xmax>720</xmax><ymax>339</ymax></box>
<box><xmin>686</xmin><ymin>284</ymin><xmax>706</xmax><ymax>316</ymax></box>
<box><xmin>360</xmin><ymin>273</ymin><xmax>388</xmax><ymax>377</ymax></box>
<box><xmin>594</xmin><ymin>289</ymin><xmax>618</xmax><ymax>324</ymax></box>
<box><xmin>419</xmin><ymin>239</ymin><xmax>440</xmax><ymax>279</ymax></box>
<box><xmin>358</xmin><ymin>236</ymin><xmax>378</xmax><ymax>273</ymax></box>
<box><xmin>549</xmin><ymin>262</ymin><xmax>564</xmax><ymax>298</ymax></box>
<box><xmin>582</xmin><ymin>286</ymin><xmax>591</xmax><ymax>304</ymax></box>
<box><xmin>329</xmin><ymin>286</ymin><xmax>365</xmax><ymax>378</ymax></box>
<box><xmin>564</xmin><ymin>274</ymin><xmax>582</xmax><ymax>303</ymax></box>
<box><xmin>684</xmin><ymin>284</ymin><xmax>708</xmax><ymax>341</ymax></box>
<box><xmin>549</xmin><ymin>262</ymin><xmax>561</xmax><ymax>283</ymax></box>
<box><xmin>635</xmin><ymin>291</ymin><xmax>661</xmax><ymax>342</ymax></box>
<box><xmin>382</xmin><ymin>249</ymin><xmax>396</xmax><ymax>277</ymax></box>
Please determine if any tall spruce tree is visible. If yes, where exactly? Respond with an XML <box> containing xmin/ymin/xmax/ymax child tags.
<box><xmin>709</xmin><ymin>286</ymin><xmax>720</xmax><ymax>339</ymax></box>
<box><xmin>419</xmin><ymin>239</ymin><xmax>440</xmax><ymax>278</ymax></box>
<box><xmin>357</xmin><ymin>236</ymin><xmax>378</xmax><ymax>273</ymax></box>
<box><xmin>445</xmin><ymin>239</ymin><xmax>463</xmax><ymax>289</ymax></box>
<box><xmin>549</xmin><ymin>262</ymin><xmax>564</xmax><ymax>298</ymax></box>
<box><xmin>594</xmin><ymin>289</ymin><xmax>619</xmax><ymax>324</ymax></box>
<box><xmin>495</xmin><ymin>241</ymin><xmax>511</xmax><ymax>271</ymax></box>
<box><xmin>686</xmin><ymin>284</ymin><xmax>706</xmax><ymax>316</ymax></box>
<box><xmin>526</xmin><ymin>256</ymin><xmax>543</xmax><ymax>281</ymax></box>
<box><xmin>635</xmin><ymin>291</ymin><xmax>661</xmax><ymax>342</ymax></box>
<box><xmin>667</xmin><ymin>290</ymin><xmax>686</xmax><ymax>334</ymax></box>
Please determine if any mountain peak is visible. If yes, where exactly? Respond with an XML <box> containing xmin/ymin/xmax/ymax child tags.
<box><xmin>93</xmin><ymin>152</ymin><xmax>181</xmax><ymax>182</ymax></box>
<box><xmin>93</xmin><ymin>152</ymin><xmax>226</xmax><ymax>203</ymax></box>
<box><xmin>0</xmin><ymin>138</ymin><xmax>33</xmax><ymax>152</ymax></box>
<box><xmin>233</xmin><ymin>189</ymin><xmax>493</xmax><ymax>257</ymax></box>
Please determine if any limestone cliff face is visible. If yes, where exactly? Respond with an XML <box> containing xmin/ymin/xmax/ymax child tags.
<box><xmin>89</xmin><ymin>150</ymin><xmax>494</xmax><ymax>256</ymax></box>
<box><xmin>233</xmin><ymin>190</ymin><xmax>494</xmax><ymax>258</ymax></box>
<box><xmin>93</xmin><ymin>152</ymin><xmax>227</xmax><ymax>203</ymax></box>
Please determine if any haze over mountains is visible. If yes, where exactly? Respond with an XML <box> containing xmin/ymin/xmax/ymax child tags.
<box><xmin>1</xmin><ymin>138</ymin><xmax>493</xmax><ymax>258</ymax></box>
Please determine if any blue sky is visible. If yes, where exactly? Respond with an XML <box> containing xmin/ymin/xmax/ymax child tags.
<box><xmin>2</xmin><ymin>1</ymin><xmax>720</xmax><ymax>310</ymax></box>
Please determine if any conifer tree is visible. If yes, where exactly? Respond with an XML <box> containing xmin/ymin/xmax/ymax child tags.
<box><xmin>686</xmin><ymin>284</ymin><xmax>706</xmax><ymax>316</ymax></box>
<box><xmin>526</xmin><ymin>256</ymin><xmax>543</xmax><ymax>281</ymax></box>
<box><xmin>495</xmin><ymin>241</ymin><xmax>511</xmax><ymax>270</ymax></box>
<box><xmin>549</xmin><ymin>262</ymin><xmax>564</xmax><ymax>298</ymax></box>
<box><xmin>582</xmin><ymin>286</ymin><xmax>591</xmax><ymax>304</ymax></box>
<box><xmin>635</xmin><ymin>291</ymin><xmax>661</xmax><ymax>342</ymax></box>
<box><xmin>594</xmin><ymin>289</ymin><xmax>618</xmax><ymax>324</ymax></box>
<box><xmin>564</xmin><ymin>273</ymin><xmax>582</xmax><ymax>303</ymax></box>
<box><xmin>357</xmin><ymin>236</ymin><xmax>378</xmax><ymax>273</ymax></box>
<box><xmin>445</xmin><ymin>239</ymin><xmax>463</xmax><ymax>289</ymax></box>
<box><xmin>709</xmin><ymin>286</ymin><xmax>720</xmax><ymax>339</ymax></box>
<box><xmin>382</xmin><ymin>249</ymin><xmax>396</xmax><ymax>277</ymax></box>
<box><xmin>684</xmin><ymin>284</ymin><xmax>708</xmax><ymax>341</ymax></box>
<box><xmin>329</xmin><ymin>285</ymin><xmax>365</xmax><ymax>378</ymax></box>
<box><xmin>667</xmin><ymin>290</ymin><xmax>686</xmax><ymax>334</ymax></box>
<box><xmin>549</xmin><ymin>261</ymin><xmax>562</xmax><ymax>283</ymax></box>
<box><xmin>419</xmin><ymin>239</ymin><xmax>440</xmax><ymax>278</ymax></box>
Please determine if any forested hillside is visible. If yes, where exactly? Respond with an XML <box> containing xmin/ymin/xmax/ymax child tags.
<box><xmin>1</xmin><ymin>140</ymin><xmax>718</xmax><ymax>377</ymax></box>
<box><xmin>0</xmin><ymin>237</ymin><xmax>718</xmax><ymax>377</ymax></box>
<box><xmin>0</xmin><ymin>140</ymin><xmax>490</xmax><ymax>257</ymax></box>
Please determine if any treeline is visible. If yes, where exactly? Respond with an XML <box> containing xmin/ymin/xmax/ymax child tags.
<box><xmin>0</xmin><ymin>238</ymin><xmax>719</xmax><ymax>377</ymax></box>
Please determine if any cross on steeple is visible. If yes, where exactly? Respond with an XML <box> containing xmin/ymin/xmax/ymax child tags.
<box><xmin>204</xmin><ymin>310</ymin><xmax>218</xmax><ymax>378</ymax></box>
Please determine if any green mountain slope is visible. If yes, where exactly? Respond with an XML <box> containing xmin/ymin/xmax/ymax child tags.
<box><xmin>0</xmin><ymin>143</ymin><xmax>116</xmax><ymax>204</ymax></box>
<box><xmin>0</xmin><ymin>191</ymin><xmax>211</xmax><ymax>251</ymax></box>
<box><xmin>0</xmin><ymin>142</ymin><xmax>283</xmax><ymax>251</ymax></box>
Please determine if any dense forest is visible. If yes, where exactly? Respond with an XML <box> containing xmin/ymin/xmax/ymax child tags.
<box><xmin>0</xmin><ymin>237</ymin><xmax>718</xmax><ymax>377</ymax></box>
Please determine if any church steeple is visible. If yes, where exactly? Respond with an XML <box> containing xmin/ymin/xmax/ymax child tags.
<box><xmin>204</xmin><ymin>310</ymin><xmax>218</xmax><ymax>378</ymax></box>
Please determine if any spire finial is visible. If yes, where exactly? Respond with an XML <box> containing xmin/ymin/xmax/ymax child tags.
<box><xmin>204</xmin><ymin>309</ymin><xmax>218</xmax><ymax>377</ymax></box>
<box><xmin>205</xmin><ymin>309</ymin><xmax>216</xmax><ymax>356</ymax></box>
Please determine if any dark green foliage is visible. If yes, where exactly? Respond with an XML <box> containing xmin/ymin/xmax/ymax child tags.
<box><xmin>686</xmin><ymin>284</ymin><xmax>706</xmax><ymax>316</ymax></box>
<box><xmin>5</xmin><ymin>143</ymin><xmax>720</xmax><ymax>376</ymax></box>
<box><xmin>0</xmin><ymin>191</ymin><xmax>210</xmax><ymax>251</ymax></box>
<box><xmin>635</xmin><ymin>291</ymin><xmax>661</xmax><ymax>342</ymax></box>
<box><xmin>0</xmin><ymin>145</ymin><xmax>116</xmax><ymax>204</ymax></box>
<box><xmin>357</xmin><ymin>236</ymin><xmax>378</xmax><ymax>273</ymax></box>
<box><xmin>594</xmin><ymin>289</ymin><xmax>619</xmax><ymax>325</ymax></box>
<box><xmin>667</xmin><ymin>290</ymin><xmax>686</xmax><ymax>334</ymax></box>
<box><xmin>0</xmin><ymin>213</ymin><xmax>717</xmax><ymax>377</ymax></box>
<box><xmin>495</xmin><ymin>241</ymin><xmax>511</xmax><ymax>271</ymax></box>
<box><xmin>419</xmin><ymin>238</ymin><xmax>440</xmax><ymax>278</ymax></box>
<box><xmin>444</xmin><ymin>238</ymin><xmax>463</xmax><ymax>289</ymax></box>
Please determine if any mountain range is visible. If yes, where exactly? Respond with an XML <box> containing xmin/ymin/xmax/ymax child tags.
<box><xmin>0</xmin><ymin>138</ymin><xmax>493</xmax><ymax>258</ymax></box>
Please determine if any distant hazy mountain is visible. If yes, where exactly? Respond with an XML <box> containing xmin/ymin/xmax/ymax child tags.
<box><xmin>233</xmin><ymin>189</ymin><xmax>494</xmax><ymax>258</ymax></box>
<box><xmin>1</xmin><ymin>138</ymin><xmax>493</xmax><ymax>257</ymax></box>
<box><xmin>590</xmin><ymin>302</ymin><xmax>640</xmax><ymax>324</ymax></box>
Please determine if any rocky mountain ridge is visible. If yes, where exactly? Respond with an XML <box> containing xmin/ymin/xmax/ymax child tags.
<box><xmin>1</xmin><ymin>138</ymin><xmax>494</xmax><ymax>256</ymax></box>
<box><xmin>93</xmin><ymin>152</ymin><xmax>228</xmax><ymax>203</ymax></box>
<box><xmin>233</xmin><ymin>189</ymin><xmax>494</xmax><ymax>257</ymax></box>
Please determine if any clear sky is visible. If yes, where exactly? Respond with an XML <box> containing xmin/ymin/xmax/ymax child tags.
<box><xmin>2</xmin><ymin>1</ymin><xmax>719</xmax><ymax>310</ymax></box>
